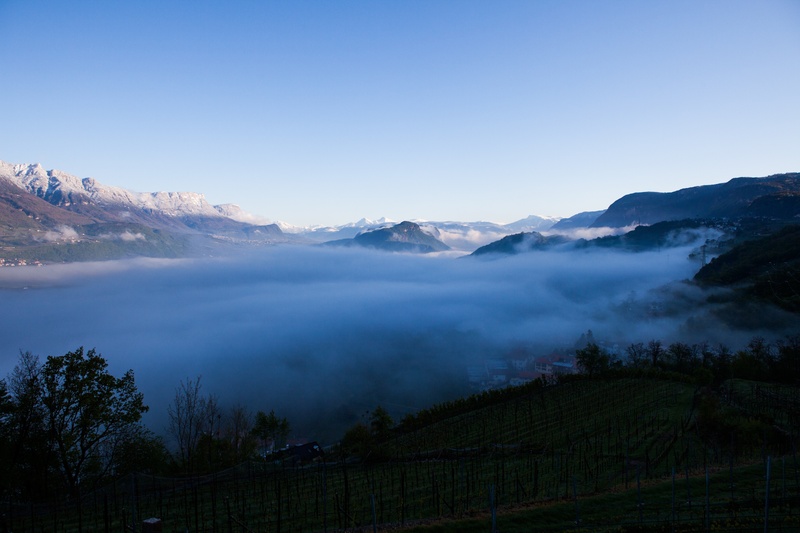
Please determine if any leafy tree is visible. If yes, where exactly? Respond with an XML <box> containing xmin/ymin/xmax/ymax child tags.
<box><xmin>338</xmin><ymin>407</ymin><xmax>395</xmax><ymax>461</ymax></box>
<box><xmin>105</xmin><ymin>425</ymin><xmax>171</xmax><ymax>476</ymax></box>
<box><xmin>40</xmin><ymin>347</ymin><xmax>147</xmax><ymax>497</ymax></box>
<box><xmin>575</xmin><ymin>343</ymin><xmax>610</xmax><ymax>377</ymax></box>
<box><xmin>369</xmin><ymin>406</ymin><xmax>393</xmax><ymax>437</ymax></box>
<box><xmin>2</xmin><ymin>352</ymin><xmax>51</xmax><ymax>499</ymax></box>
<box><xmin>0</xmin><ymin>379</ymin><xmax>12</xmax><ymax>494</ymax></box>
<box><xmin>340</xmin><ymin>422</ymin><xmax>372</xmax><ymax>458</ymax></box>
<box><xmin>727</xmin><ymin>337</ymin><xmax>777</xmax><ymax>382</ymax></box>
<box><xmin>252</xmin><ymin>409</ymin><xmax>290</xmax><ymax>456</ymax></box>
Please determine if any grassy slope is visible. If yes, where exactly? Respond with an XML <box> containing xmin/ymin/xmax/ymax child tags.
<box><xmin>15</xmin><ymin>375</ymin><xmax>800</xmax><ymax>532</ymax></box>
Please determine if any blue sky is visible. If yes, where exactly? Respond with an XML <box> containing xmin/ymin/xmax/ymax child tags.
<box><xmin>1</xmin><ymin>1</ymin><xmax>798</xmax><ymax>226</ymax></box>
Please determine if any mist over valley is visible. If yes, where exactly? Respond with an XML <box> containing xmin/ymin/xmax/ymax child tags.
<box><xmin>1</xmin><ymin>236</ymin><xmax>793</xmax><ymax>442</ymax></box>
<box><xmin>3</xmin><ymin>4</ymin><xmax>799</xmax><ymax>527</ymax></box>
<box><xmin>2</xmin><ymin>163</ymin><xmax>800</xmax><ymax>443</ymax></box>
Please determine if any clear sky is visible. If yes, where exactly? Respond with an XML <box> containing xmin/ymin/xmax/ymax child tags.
<box><xmin>1</xmin><ymin>1</ymin><xmax>798</xmax><ymax>227</ymax></box>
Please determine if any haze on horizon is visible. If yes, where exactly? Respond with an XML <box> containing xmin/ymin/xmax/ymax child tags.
<box><xmin>1</xmin><ymin>1</ymin><xmax>799</xmax><ymax>227</ymax></box>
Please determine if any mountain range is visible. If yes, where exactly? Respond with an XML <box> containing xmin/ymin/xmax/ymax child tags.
<box><xmin>1</xmin><ymin>159</ymin><xmax>798</xmax><ymax>263</ymax></box>
<box><xmin>283</xmin><ymin>215</ymin><xmax>560</xmax><ymax>250</ymax></box>
<box><xmin>591</xmin><ymin>173</ymin><xmax>800</xmax><ymax>227</ymax></box>
<box><xmin>0</xmin><ymin>161</ymin><xmax>288</xmax><ymax>263</ymax></box>
<box><xmin>0</xmin><ymin>160</ymin><xmax>565</xmax><ymax>260</ymax></box>
<box><xmin>0</xmin><ymin>161</ymin><xmax>283</xmax><ymax>232</ymax></box>
<box><xmin>472</xmin><ymin>173</ymin><xmax>800</xmax><ymax>257</ymax></box>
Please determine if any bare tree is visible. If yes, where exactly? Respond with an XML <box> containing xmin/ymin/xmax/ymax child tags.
<box><xmin>226</xmin><ymin>403</ymin><xmax>254</xmax><ymax>462</ymax></box>
<box><xmin>647</xmin><ymin>340</ymin><xmax>664</xmax><ymax>368</ymax></box>
<box><xmin>625</xmin><ymin>343</ymin><xmax>647</xmax><ymax>368</ymax></box>
<box><xmin>167</xmin><ymin>376</ymin><xmax>209</xmax><ymax>471</ymax></box>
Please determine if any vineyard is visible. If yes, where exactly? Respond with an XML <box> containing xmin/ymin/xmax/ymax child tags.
<box><xmin>4</xmin><ymin>376</ymin><xmax>799</xmax><ymax>532</ymax></box>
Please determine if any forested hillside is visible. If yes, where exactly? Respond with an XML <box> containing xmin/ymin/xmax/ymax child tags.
<box><xmin>695</xmin><ymin>224</ymin><xmax>800</xmax><ymax>312</ymax></box>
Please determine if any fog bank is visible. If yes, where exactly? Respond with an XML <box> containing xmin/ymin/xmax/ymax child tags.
<box><xmin>0</xmin><ymin>244</ymin><xmax>779</xmax><ymax>441</ymax></box>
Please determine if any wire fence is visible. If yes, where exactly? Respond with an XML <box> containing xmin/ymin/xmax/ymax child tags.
<box><xmin>3</xmin><ymin>451</ymin><xmax>799</xmax><ymax>532</ymax></box>
<box><xmin>4</xmin><ymin>378</ymin><xmax>798</xmax><ymax>532</ymax></box>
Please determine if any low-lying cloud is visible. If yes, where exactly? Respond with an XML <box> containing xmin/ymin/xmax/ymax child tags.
<box><xmin>545</xmin><ymin>225</ymin><xmax>636</xmax><ymax>240</ymax></box>
<box><xmin>41</xmin><ymin>225</ymin><xmax>80</xmax><ymax>242</ymax></box>
<box><xmin>0</xmin><ymin>244</ymin><xmax>790</xmax><ymax>441</ymax></box>
<box><xmin>108</xmin><ymin>230</ymin><xmax>146</xmax><ymax>241</ymax></box>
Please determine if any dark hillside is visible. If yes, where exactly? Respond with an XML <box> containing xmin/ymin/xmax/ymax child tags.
<box><xmin>550</xmin><ymin>210</ymin><xmax>605</xmax><ymax>230</ymax></box>
<box><xmin>592</xmin><ymin>173</ymin><xmax>800</xmax><ymax>228</ymax></box>
<box><xmin>695</xmin><ymin>225</ymin><xmax>800</xmax><ymax>312</ymax></box>
<box><xmin>743</xmin><ymin>191</ymin><xmax>800</xmax><ymax>219</ymax></box>
<box><xmin>471</xmin><ymin>231</ymin><xmax>569</xmax><ymax>255</ymax></box>
<box><xmin>586</xmin><ymin>219</ymin><xmax>722</xmax><ymax>251</ymax></box>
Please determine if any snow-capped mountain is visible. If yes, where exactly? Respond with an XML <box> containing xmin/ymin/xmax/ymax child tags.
<box><xmin>0</xmin><ymin>158</ymin><xmax>577</xmax><ymax>261</ymax></box>
<box><xmin>0</xmin><ymin>161</ymin><xmax>253</xmax><ymax>220</ymax></box>
<box><xmin>287</xmin><ymin>216</ymin><xmax>562</xmax><ymax>252</ymax></box>
<box><xmin>0</xmin><ymin>160</ymin><xmax>287</xmax><ymax>264</ymax></box>
<box><xmin>282</xmin><ymin>217</ymin><xmax>397</xmax><ymax>241</ymax></box>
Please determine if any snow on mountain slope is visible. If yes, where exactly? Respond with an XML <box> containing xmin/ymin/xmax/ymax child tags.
<box><xmin>0</xmin><ymin>160</ymin><xmax>568</xmax><ymax>253</ymax></box>
<box><xmin>0</xmin><ymin>161</ymin><xmax>256</xmax><ymax>220</ymax></box>
<box><xmin>213</xmin><ymin>203</ymin><xmax>270</xmax><ymax>224</ymax></box>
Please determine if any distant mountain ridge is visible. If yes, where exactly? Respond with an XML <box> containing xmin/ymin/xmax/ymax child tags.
<box><xmin>469</xmin><ymin>173</ymin><xmax>800</xmax><ymax>258</ymax></box>
<box><xmin>0</xmin><ymin>159</ymin><xmax>566</xmax><ymax>260</ymax></box>
<box><xmin>291</xmin><ymin>215</ymin><xmax>561</xmax><ymax>251</ymax></box>
<box><xmin>550</xmin><ymin>210</ymin><xmax>606</xmax><ymax>230</ymax></box>
<box><xmin>3</xmin><ymin>159</ymin><xmax>797</xmax><ymax>263</ymax></box>
<box><xmin>0</xmin><ymin>160</ymin><xmax>286</xmax><ymax>263</ymax></box>
<box><xmin>592</xmin><ymin>173</ymin><xmax>800</xmax><ymax>228</ymax></box>
<box><xmin>324</xmin><ymin>221</ymin><xmax>451</xmax><ymax>253</ymax></box>
<box><xmin>471</xmin><ymin>232</ymin><xmax>570</xmax><ymax>256</ymax></box>
<box><xmin>0</xmin><ymin>161</ymin><xmax>270</xmax><ymax>227</ymax></box>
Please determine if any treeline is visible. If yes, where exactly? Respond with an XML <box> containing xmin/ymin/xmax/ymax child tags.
<box><xmin>164</xmin><ymin>375</ymin><xmax>290</xmax><ymax>474</ymax></box>
<box><xmin>576</xmin><ymin>335</ymin><xmax>800</xmax><ymax>385</ymax></box>
<box><xmin>0</xmin><ymin>349</ymin><xmax>290</xmax><ymax>504</ymax></box>
<box><xmin>393</xmin><ymin>335</ymin><xmax>800</xmax><ymax>447</ymax></box>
